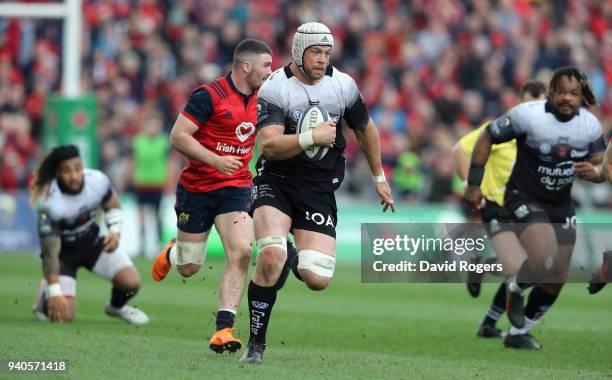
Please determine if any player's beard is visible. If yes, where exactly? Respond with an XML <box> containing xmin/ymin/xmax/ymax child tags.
<box><xmin>550</xmin><ymin>99</ymin><xmax>578</xmax><ymax>122</ymax></box>
<box><xmin>58</xmin><ymin>177</ymin><xmax>84</xmax><ymax>195</ymax></box>
<box><xmin>303</xmin><ymin>65</ymin><xmax>325</xmax><ymax>80</ymax></box>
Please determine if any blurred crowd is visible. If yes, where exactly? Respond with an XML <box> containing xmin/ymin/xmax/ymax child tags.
<box><xmin>1</xmin><ymin>0</ymin><xmax>612</xmax><ymax>207</ymax></box>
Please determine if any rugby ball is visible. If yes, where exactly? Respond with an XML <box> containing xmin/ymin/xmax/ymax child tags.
<box><xmin>297</xmin><ymin>105</ymin><xmax>331</xmax><ymax>160</ymax></box>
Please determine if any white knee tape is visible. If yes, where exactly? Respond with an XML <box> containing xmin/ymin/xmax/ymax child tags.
<box><xmin>255</xmin><ymin>236</ymin><xmax>287</xmax><ymax>253</ymax></box>
<box><xmin>297</xmin><ymin>249</ymin><xmax>336</xmax><ymax>278</ymax></box>
<box><xmin>176</xmin><ymin>240</ymin><xmax>207</xmax><ymax>265</ymax></box>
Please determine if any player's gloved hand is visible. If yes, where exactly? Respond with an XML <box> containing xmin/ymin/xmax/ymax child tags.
<box><xmin>573</xmin><ymin>161</ymin><xmax>602</xmax><ymax>182</ymax></box>
<box><xmin>312</xmin><ymin>121</ymin><xmax>336</xmax><ymax>147</ymax></box>
<box><xmin>463</xmin><ymin>185</ymin><xmax>484</xmax><ymax>210</ymax></box>
<box><xmin>103</xmin><ymin>232</ymin><xmax>120</xmax><ymax>252</ymax></box>
<box><xmin>213</xmin><ymin>155</ymin><xmax>244</xmax><ymax>175</ymax></box>
<box><xmin>375</xmin><ymin>181</ymin><xmax>395</xmax><ymax>213</ymax></box>
<box><xmin>47</xmin><ymin>295</ymin><xmax>68</xmax><ymax>323</ymax></box>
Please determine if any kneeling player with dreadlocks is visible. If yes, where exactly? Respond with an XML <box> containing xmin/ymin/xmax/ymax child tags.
<box><xmin>465</xmin><ymin>66</ymin><xmax>605</xmax><ymax>350</ymax></box>
<box><xmin>31</xmin><ymin>145</ymin><xmax>149</xmax><ymax>325</ymax></box>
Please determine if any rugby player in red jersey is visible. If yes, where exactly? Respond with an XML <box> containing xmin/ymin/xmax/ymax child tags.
<box><xmin>151</xmin><ymin>39</ymin><xmax>272</xmax><ymax>353</ymax></box>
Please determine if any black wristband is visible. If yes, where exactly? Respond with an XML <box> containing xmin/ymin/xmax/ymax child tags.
<box><xmin>467</xmin><ymin>164</ymin><xmax>485</xmax><ymax>186</ymax></box>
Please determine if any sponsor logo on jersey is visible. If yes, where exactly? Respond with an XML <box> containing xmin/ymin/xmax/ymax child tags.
<box><xmin>257</xmin><ymin>102</ymin><xmax>268</xmax><ymax>123</ymax></box>
<box><xmin>236</xmin><ymin>122</ymin><xmax>255</xmax><ymax>142</ymax></box>
<box><xmin>539</xmin><ymin>142</ymin><xmax>551</xmax><ymax>154</ymax></box>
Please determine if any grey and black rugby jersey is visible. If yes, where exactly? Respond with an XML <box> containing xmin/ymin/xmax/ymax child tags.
<box><xmin>488</xmin><ymin>99</ymin><xmax>606</xmax><ymax>204</ymax></box>
<box><xmin>256</xmin><ymin>65</ymin><xmax>369</xmax><ymax>191</ymax></box>
<box><xmin>37</xmin><ymin>169</ymin><xmax>112</xmax><ymax>244</ymax></box>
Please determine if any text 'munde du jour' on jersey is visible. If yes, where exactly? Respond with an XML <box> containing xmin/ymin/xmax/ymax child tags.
<box><xmin>256</xmin><ymin>65</ymin><xmax>370</xmax><ymax>192</ymax></box>
<box><xmin>37</xmin><ymin>169</ymin><xmax>112</xmax><ymax>245</ymax></box>
<box><xmin>180</xmin><ymin>72</ymin><xmax>257</xmax><ymax>192</ymax></box>
<box><xmin>489</xmin><ymin>99</ymin><xmax>606</xmax><ymax>204</ymax></box>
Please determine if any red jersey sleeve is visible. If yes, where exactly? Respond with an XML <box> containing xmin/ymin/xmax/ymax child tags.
<box><xmin>181</xmin><ymin>88</ymin><xmax>214</xmax><ymax>127</ymax></box>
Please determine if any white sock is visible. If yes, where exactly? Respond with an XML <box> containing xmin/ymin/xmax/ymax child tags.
<box><xmin>508</xmin><ymin>317</ymin><xmax>537</xmax><ymax>335</ymax></box>
<box><xmin>218</xmin><ymin>308</ymin><xmax>236</xmax><ymax>315</ymax></box>
<box><xmin>168</xmin><ymin>246</ymin><xmax>177</xmax><ymax>266</ymax></box>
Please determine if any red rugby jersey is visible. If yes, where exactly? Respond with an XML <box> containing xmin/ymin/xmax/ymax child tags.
<box><xmin>179</xmin><ymin>73</ymin><xmax>257</xmax><ymax>192</ymax></box>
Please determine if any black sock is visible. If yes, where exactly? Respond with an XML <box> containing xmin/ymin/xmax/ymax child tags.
<box><xmin>525</xmin><ymin>285</ymin><xmax>560</xmax><ymax>321</ymax></box>
<box><xmin>110</xmin><ymin>286</ymin><xmax>137</xmax><ymax>309</ymax></box>
<box><xmin>482</xmin><ymin>282</ymin><xmax>506</xmax><ymax>327</ymax></box>
<box><xmin>516</xmin><ymin>260</ymin><xmax>536</xmax><ymax>290</ymax></box>
<box><xmin>247</xmin><ymin>281</ymin><xmax>277</xmax><ymax>345</ymax></box>
<box><xmin>216</xmin><ymin>310</ymin><xmax>236</xmax><ymax>331</ymax></box>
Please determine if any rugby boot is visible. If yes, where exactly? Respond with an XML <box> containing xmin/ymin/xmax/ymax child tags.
<box><xmin>209</xmin><ymin>327</ymin><xmax>243</xmax><ymax>353</ymax></box>
<box><xmin>152</xmin><ymin>239</ymin><xmax>176</xmax><ymax>281</ymax></box>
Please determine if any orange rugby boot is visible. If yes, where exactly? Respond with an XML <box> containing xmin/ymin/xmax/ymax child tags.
<box><xmin>151</xmin><ymin>239</ymin><xmax>176</xmax><ymax>281</ymax></box>
<box><xmin>209</xmin><ymin>327</ymin><xmax>242</xmax><ymax>353</ymax></box>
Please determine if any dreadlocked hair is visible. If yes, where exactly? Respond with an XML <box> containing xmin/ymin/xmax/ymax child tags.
<box><xmin>548</xmin><ymin>66</ymin><xmax>597</xmax><ymax>107</ymax></box>
<box><xmin>30</xmin><ymin>145</ymin><xmax>80</xmax><ymax>205</ymax></box>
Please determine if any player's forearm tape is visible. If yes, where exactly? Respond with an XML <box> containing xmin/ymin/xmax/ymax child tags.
<box><xmin>298</xmin><ymin>130</ymin><xmax>314</xmax><ymax>150</ymax></box>
<box><xmin>104</xmin><ymin>208</ymin><xmax>123</xmax><ymax>234</ymax></box>
<box><xmin>467</xmin><ymin>164</ymin><xmax>485</xmax><ymax>186</ymax></box>
<box><xmin>372</xmin><ymin>172</ymin><xmax>386</xmax><ymax>183</ymax></box>
<box><xmin>47</xmin><ymin>283</ymin><xmax>62</xmax><ymax>297</ymax></box>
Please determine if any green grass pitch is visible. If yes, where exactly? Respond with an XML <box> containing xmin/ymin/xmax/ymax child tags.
<box><xmin>1</xmin><ymin>253</ymin><xmax>611</xmax><ymax>379</ymax></box>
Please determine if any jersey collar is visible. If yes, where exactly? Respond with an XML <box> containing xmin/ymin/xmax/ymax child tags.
<box><xmin>226</xmin><ymin>71</ymin><xmax>252</xmax><ymax>99</ymax></box>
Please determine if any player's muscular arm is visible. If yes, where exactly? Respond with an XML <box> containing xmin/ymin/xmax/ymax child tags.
<box><xmin>463</xmin><ymin>128</ymin><xmax>493</xmax><ymax>209</ymax></box>
<box><xmin>575</xmin><ymin>152</ymin><xmax>606</xmax><ymax>183</ymax></box>
<box><xmin>170</xmin><ymin>114</ymin><xmax>243</xmax><ymax>174</ymax></box>
<box><xmin>354</xmin><ymin>119</ymin><xmax>384</xmax><ymax>178</ymax></box>
<box><xmin>260</xmin><ymin>121</ymin><xmax>336</xmax><ymax>160</ymax></box>
<box><xmin>354</xmin><ymin>119</ymin><xmax>395</xmax><ymax>212</ymax></box>
<box><xmin>38</xmin><ymin>212</ymin><xmax>68</xmax><ymax>322</ymax></box>
<box><xmin>41</xmin><ymin>235</ymin><xmax>61</xmax><ymax>282</ymax></box>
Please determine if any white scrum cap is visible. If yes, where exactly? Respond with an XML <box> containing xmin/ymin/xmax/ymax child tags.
<box><xmin>291</xmin><ymin>22</ymin><xmax>334</xmax><ymax>71</ymax></box>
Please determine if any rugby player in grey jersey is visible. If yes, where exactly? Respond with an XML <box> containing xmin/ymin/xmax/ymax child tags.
<box><xmin>240</xmin><ymin>22</ymin><xmax>394</xmax><ymax>364</ymax></box>
<box><xmin>30</xmin><ymin>145</ymin><xmax>149</xmax><ymax>325</ymax></box>
<box><xmin>465</xmin><ymin>67</ymin><xmax>605</xmax><ymax>350</ymax></box>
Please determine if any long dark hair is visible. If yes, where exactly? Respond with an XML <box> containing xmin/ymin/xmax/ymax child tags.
<box><xmin>30</xmin><ymin>145</ymin><xmax>80</xmax><ymax>204</ymax></box>
<box><xmin>548</xmin><ymin>66</ymin><xmax>597</xmax><ymax>107</ymax></box>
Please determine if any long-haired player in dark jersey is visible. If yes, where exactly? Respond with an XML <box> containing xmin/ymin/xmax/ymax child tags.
<box><xmin>465</xmin><ymin>67</ymin><xmax>606</xmax><ymax>349</ymax></box>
